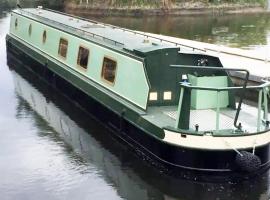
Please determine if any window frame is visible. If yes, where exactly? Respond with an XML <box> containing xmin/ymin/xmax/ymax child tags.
<box><xmin>58</xmin><ymin>37</ymin><xmax>69</xmax><ymax>59</ymax></box>
<box><xmin>101</xmin><ymin>56</ymin><xmax>117</xmax><ymax>85</ymax></box>
<box><xmin>77</xmin><ymin>45</ymin><xmax>90</xmax><ymax>70</ymax></box>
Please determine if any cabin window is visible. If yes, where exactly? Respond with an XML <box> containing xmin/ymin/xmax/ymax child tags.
<box><xmin>42</xmin><ymin>30</ymin><xmax>47</xmax><ymax>44</ymax></box>
<box><xmin>28</xmin><ymin>24</ymin><xmax>32</xmax><ymax>36</ymax></box>
<box><xmin>77</xmin><ymin>46</ymin><xmax>89</xmax><ymax>69</ymax></box>
<box><xmin>149</xmin><ymin>92</ymin><xmax>158</xmax><ymax>101</ymax></box>
<box><xmin>101</xmin><ymin>57</ymin><xmax>117</xmax><ymax>84</ymax></box>
<box><xmin>58</xmin><ymin>38</ymin><xmax>68</xmax><ymax>58</ymax></box>
<box><xmin>15</xmin><ymin>18</ymin><xmax>18</xmax><ymax>29</ymax></box>
<box><xmin>163</xmin><ymin>91</ymin><xmax>172</xmax><ymax>100</ymax></box>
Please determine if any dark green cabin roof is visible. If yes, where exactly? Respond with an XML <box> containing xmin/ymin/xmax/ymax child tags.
<box><xmin>15</xmin><ymin>8</ymin><xmax>185</xmax><ymax>57</ymax></box>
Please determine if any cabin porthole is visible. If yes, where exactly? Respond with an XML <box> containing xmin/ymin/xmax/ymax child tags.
<box><xmin>42</xmin><ymin>30</ymin><xmax>47</xmax><ymax>44</ymax></box>
<box><xmin>15</xmin><ymin>18</ymin><xmax>18</xmax><ymax>29</ymax></box>
<box><xmin>28</xmin><ymin>24</ymin><xmax>32</xmax><ymax>36</ymax></box>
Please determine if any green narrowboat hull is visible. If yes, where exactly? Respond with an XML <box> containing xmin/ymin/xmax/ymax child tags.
<box><xmin>6</xmin><ymin>8</ymin><xmax>270</xmax><ymax>177</ymax></box>
<box><xmin>6</xmin><ymin>34</ymin><xmax>270</xmax><ymax>177</ymax></box>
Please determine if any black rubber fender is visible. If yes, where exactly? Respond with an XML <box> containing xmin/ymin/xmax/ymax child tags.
<box><xmin>235</xmin><ymin>151</ymin><xmax>261</xmax><ymax>172</ymax></box>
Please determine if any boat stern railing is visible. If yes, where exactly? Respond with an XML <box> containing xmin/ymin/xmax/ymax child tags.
<box><xmin>171</xmin><ymin>65</ymin><xmax>270</xmax><ymax>134</ymax></box>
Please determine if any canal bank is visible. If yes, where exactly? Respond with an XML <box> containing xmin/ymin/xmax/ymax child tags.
<box><xmin>64</xmin><ymin>2</ymin><xmax>267</xmax><ymax>16</ymax></box>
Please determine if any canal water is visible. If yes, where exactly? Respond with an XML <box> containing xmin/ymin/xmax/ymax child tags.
<box><xmin>1</xmin><ymin>7</ymin><xmax>270</xmax><ymax>200</ymax></box>
<box><xmin>91</xmin><ymin>13</ymin><xmax>270</xmax><ymax>57</ymax></box>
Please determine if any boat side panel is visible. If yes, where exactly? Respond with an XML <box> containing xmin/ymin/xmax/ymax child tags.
<box><xmin>7</xmin><ymin>42</ymin><xmax>270</xmax><ymax>173</ymax></box>
<box><xmin>10</xmin><ymin>12</ymin><xmax>149</xmax><ymax>110</ymax></box>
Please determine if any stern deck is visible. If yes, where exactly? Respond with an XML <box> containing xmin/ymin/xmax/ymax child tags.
<box><xmin>143</xmin><ymin>103</ymin><xmax>267</xmax><ymax>134</ymax></box>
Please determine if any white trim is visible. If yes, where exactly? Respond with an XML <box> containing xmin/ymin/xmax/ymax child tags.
<box><xmin>163</xmin><ymin>129</ymin><xmax>270</xmax><ymax>150</ymax></box>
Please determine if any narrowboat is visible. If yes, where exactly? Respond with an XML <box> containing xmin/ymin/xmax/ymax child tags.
<box><xmin>6</xmin><ymin>7</ymin><xmax>270</xmax><ymax>176</ymax></box>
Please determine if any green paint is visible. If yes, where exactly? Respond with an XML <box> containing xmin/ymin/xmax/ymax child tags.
<box><xmin>175</xmin><ymin>87</ymin><xmax>184</xmax><ymax>129</ymax></box>
<box><xmin>188</xmin><ymin>74</ymin><xmax>229</xmax><ymax>109</ymax></box>
<box><xmin>263</xmin><ymin>87</ymin><xmax>268</xmax><ymax>122</ymax></box>
<box><xmin>10</xmin><ymin>11</ymin><xmax>149</xmax><ymax>110</ymax></box>
<box><xmin>216</xmin><ymin>91</ymin><xmax>220</xmax><ymax>131</ymax></box>
<box><xmin>7</xmin><ymin>34</ymin><xmax>166</xmax><ymax>140</ymax></box>
<box><xmin>11</xmin><ymin>9</ymin><xmax>269</xmax><ymax>138</ymax></box>
<box><xmin>257</xmin><ymin>90</ymin><xmax>263</xmax><ymax>132</ymax></box>
<box><xmin>178</xmin><ymin>87</ymin><xmax>191</xmax><ymax>130</ymax></box>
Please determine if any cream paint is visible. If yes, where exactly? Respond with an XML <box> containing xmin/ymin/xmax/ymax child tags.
<box><xmin>163</xmin><ymin>129</ymin><xmax>270</xmax><ymax>150</ymax></box>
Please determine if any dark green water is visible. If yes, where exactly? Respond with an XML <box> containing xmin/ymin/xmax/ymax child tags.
<box><xmin>91</xmin><ymin>13</ymin><xmax>270</xmax><ymax>53</ymax></box>
<box><xmin>1</xmin><ymin>6</ymin><xmax>270</xmax><ymax>200</ymax></box>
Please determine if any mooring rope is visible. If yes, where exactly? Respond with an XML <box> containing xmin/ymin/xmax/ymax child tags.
<box><xmin>252</xmin><ymin>136</ymin><xmax>258</xmax><ymax>155</ymax></box>
<box><xmin>221</xmin><ymin>138</ymin><xmax>243</xmax><ymax>157</ymax></box>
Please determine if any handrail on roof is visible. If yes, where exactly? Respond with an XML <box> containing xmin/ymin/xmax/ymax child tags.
<box><xmin>44</xmin><ymin>8</ymin><xmax>206</xmax><ymax>52</ymax></box>
<box><xmin>46</xmin><ymin>9</ymin><xmax>270</xmax><ymax>62</ymax></box>
<box><xmin>18</xmin><ymin>9</ymin><xmax>124</xmax><ymax>47</ymax></box>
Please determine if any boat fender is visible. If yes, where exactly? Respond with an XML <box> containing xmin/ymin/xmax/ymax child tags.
<box><xmin>235</xmin><ymin>151</ymin><xmax>261</xmax><ymax>172</ymax></box>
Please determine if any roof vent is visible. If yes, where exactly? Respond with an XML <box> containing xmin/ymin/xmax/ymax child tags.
<box><xmin>143</xmin><ymin>39</ymin><xmax>150</xmax><ymax>43</ymax></box>
<box><xmin>37</xmin><ymin>6</ymin><xmax>43</xmax><ymax>9</ymax></box>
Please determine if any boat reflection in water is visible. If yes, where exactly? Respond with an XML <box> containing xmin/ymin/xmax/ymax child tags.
<box><xmin>8</xmin><ymin>51</ymin><xmax>270</xmax><ymax>200</ymax></box>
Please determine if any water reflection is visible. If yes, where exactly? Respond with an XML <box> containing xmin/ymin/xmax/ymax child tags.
<box><xmin>82</xmin><ymin>13</ymin><xmax>270</xmax><ymax>52</ymax></box>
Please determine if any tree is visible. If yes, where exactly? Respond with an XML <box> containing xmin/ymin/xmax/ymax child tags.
<box><xmin>161</xmin><ymin>0</ymin><xmax>175</xmax><ymax>9</ymax></box>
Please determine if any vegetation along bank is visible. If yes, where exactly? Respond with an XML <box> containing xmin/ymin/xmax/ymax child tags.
<box><xmin>65</xmin><ymin>0</ymin><xmax>268</xmax><ymax>16</ymax></box>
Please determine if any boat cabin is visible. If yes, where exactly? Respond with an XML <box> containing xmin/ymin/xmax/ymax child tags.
<box><xmin>9</xmin><ymin>8</ymin><xmax>269</xmax><ymax>136</ymax></box>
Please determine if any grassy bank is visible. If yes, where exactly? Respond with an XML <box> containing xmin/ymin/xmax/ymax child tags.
<box><xmin>69</xmin><ymin>0</ymin><xmax>266</xmax><ymax>8</ymax></box>
<box><xmin>65</xmin><ymin>0</ymin><xmax>267</xmax><ymax>16</ymax></box>
<box><xmin>0</xmin><ymin>0</ymin><xmax>64</xmax><ymax>9</ymax></box>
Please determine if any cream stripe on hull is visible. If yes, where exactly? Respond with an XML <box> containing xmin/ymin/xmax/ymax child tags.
<box><xmin>164</xmin><ymin>129</ymin><xmax>270</xmax><ymax>150</ymax></box>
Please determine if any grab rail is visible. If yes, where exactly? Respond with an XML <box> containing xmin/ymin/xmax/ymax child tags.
<box><xmin>45</xmin><ymin>8</ymin><xmax>206</xmax><ymax>52</ymax></box>
<box><xmin>171</xmin><ymin>65</ymin><xmax>250</xmax><ymax>129</ymax></box>
<box><xmin>18</xmin><ymin>8</ymin><xmax>207</xmax><ymax>51</ymax></box>
<box><xmin>18</xmin><ymin>9</ymin><xmax>125</xmax><ymax>47</ymax></box>
<box><xmin>178</xmin><ymin>82</ymin><xmax>270</xmax><ymax>132</ymax></box>
<box><xmin>171</xmin><ymin>65</ymin><xmax>270</xmax><ymax>132</ymax></box>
